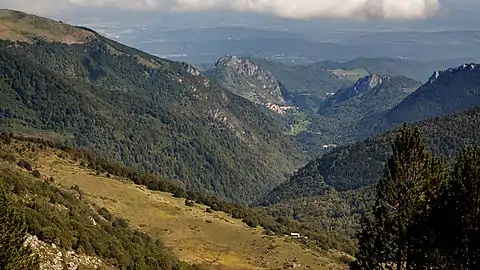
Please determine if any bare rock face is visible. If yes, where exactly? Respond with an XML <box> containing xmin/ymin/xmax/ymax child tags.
<box><xmin>25</xmin><ymin>235</ymin><xmax>110</xmax><ymax>270</ymax></box>
<box><xmin>428</xmin><ymin>63</ymin><xmax>479</xmax><ymax>84</ymax></box>
<box><xmin>341</xmin><ymin>74</ymin><xmax>386</xmax><ymax>98</ymax></box>
<box><xmin>213</xmin><ymin>56</ymin><xmax>286</xmax><ymax>105</ymax></box>
<box><xmin>321</xmin><ymin>74</ymin><xmax>398</xmax><ymax>108</ymax></box>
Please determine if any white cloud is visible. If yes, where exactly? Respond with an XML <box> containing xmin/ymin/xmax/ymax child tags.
<box><xmin>1</xmin><ymin>0</ymin><xmax>441</xmax><ymax>20</ymax></box>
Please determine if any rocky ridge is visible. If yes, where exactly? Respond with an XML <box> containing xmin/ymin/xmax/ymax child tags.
<box><xmin>211</xmin><ymin>55</ymin><xmax>287</xmax><ymax>106</ymax></box>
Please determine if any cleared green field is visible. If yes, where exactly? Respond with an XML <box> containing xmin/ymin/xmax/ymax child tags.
<box><xmin>330</xmin><ymin>69</ymin><xmax>369</xmax><ymax>82</ymax></box>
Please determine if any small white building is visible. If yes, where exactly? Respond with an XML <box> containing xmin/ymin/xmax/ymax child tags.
<box><xmin>290</xmin><ymin>233</ymin><xmax>300</xmax><ymax>237</ymax></box>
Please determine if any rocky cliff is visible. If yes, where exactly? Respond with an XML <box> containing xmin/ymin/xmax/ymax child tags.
<box><xmin>209</xmin><ymin>56</ymin><xmax>287</xmax><ymax>105</ymax></box>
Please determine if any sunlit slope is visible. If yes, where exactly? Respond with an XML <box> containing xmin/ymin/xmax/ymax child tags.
<box><xmin>3</xmin><ymin>139</ymin><xmax>346</xmax><ymax>270</ymax></box>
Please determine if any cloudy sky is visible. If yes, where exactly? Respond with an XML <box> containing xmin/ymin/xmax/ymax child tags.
<box><xmin>1</xmin><ymin>0</ymin><xmax>479</xmax><ymax>33</ymax></box>
<box><xmin>1</xmin><ymin>0</ymin><xmax>445</xmax><ymax>20</ymax></box>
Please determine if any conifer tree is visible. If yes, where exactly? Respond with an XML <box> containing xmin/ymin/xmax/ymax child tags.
<box><xmin>0</xmin><ymin>185</ymin><xmax>39</xmax><ymax>270</ymax></box>
<box><xmin>421</xmin><ymin>146</ymin><xmax>480</xmax><ymax>269</ymax></box>
<box><xmin>353</xmin><ymin>123</ymin><xmax>446</xmax><ymax>269</ymax></box>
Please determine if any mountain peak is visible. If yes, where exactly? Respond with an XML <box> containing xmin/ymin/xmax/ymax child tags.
<box><xmin>215</xmin><ymin>55</ymin><xmax>262</xmax><ymax>77</ymax></box>
<box><xmin>375</xmin><ymin>62</ymin><xmax>480</xmax><ymax>135</ymax></box>
<box><xmin>211</xmin><ymin>55</ymin><xmax>286</xmax><ymax>105</ymax></box>
<box><xmin>352</xmin><ymin>74</ymin><xmax>386</xmax><ymax>93</ymax></box>
<box><xmin>428</xmin><ymin>63</ymin><xmax>479</xmax><ymax>84</ymax></box>
<box><xmin>328</xmin><ymin>74</ymin><xmax>390</xmax><ymax>104</ymax></box>
<box><xmin>319</xmin><ymin>74</ymin><xmax>420</xmax><ymax>124</ymax></box>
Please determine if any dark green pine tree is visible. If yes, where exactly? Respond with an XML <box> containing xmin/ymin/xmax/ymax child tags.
<box><xmin>0</xmin><ymin>185</ymin><xmax>39</xmax><ymax>270</ymax></box>
<box><xmin>421</xmin><ymin>146</ymin><xmax>480</xmax><ymax>269</ymax></box>
<box><xmin>353</xmin><ymin>123</ymin><xmax>446</xmax><ymax>270</ymax></box>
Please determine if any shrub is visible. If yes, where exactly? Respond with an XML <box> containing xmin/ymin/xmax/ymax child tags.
<box><xmin>185</xmin><ymin>200</ymin><xmax>195</xmax><ymax>207</ymax></box>
<box><xmin>98</xmin><ymin>207</ymin><xmax>113</xmax><ymax>221</ymax></box>
<box><xmin>17</xmin><ymin>160</ymin><xmax>33</xmax><ymax>171</ymax></box>
<box><xmin>112</xmin><ymin>218</ymin><xmax>129</xmax><ymax>228</ymax></box>
<box><xmin>32</xmin><ymin>170</ymin><xmax>41</xmax><ymax>178</ymax></box>
<box><xmin>243</xmin><ymin>216</ymin><xmax>259</xmax><ymax>228</ymax></box>
<box><xmin>210</xmin><ymin>203</ymin><xmax>220</xmax><ymax>211</ymax></box>
<box><xmin>264</xmin><ymin>230</ymin><xmax>275</xmax><ymax>236</ymax></box>
<box><xmin>0</xmin><ymin>186</ymin><xmax>39</xmax><ymax>269</ymax></box>
<box><xmin>173</xmin><ymin>189</ymin><xmax>187</xmax><ymax>198</ymax></box>
<box><xmin>338</xmin><ymin>254</ymin><xmax>354</xmax><ymax>264</ymax></box>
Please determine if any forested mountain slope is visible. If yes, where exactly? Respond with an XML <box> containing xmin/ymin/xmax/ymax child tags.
<box><xmin>264</xmin><ymin>107</ymin><xmax>480</xmax><ymax>203</ymax></box>
<box><xmin>0</xmin><ymin>9</ymin><xmax>304</xmax><ymax>203</ymax></box>
<box><xmin>319</xmin><ymin>74</ymin><xmax>421</xmax><ymax>124</ymax></box>
<box><xmin>352</xmin><ymin>64</ymin><xmax>480</xmax><ymax>139</ymax></box>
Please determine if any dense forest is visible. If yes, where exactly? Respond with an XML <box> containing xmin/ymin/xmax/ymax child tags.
<box><xmin>264</xmin><ymin>123</ymin><xmax>480</xmax><ymax>268</ymax></box>
<box><xmin>318</xmin><ymin>75</ymin><xmax>421</xmax><ymax>126</ymax></box>
<box><xmin>350</xmin><ymin>63</ymin><xmax>480</xmax><ymax>140</ymax></box>
<box><xmin>0</xmin><ymin>12</ymin><xmax>306</xmax><ymax>203</ymax></box>
<box><xmin>266</xmin><ymin>107</ymin><xmax>480</xmax><ymax>203</ymax></box>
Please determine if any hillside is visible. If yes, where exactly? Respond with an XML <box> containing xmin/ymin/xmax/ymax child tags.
<box><xmin>0</xmin><ymin>135</ymin><xmax>347</xmax><ymax>270</ymax></box>
<box><xmin>0</xmin><ymin>9</ymin><xmax>94</xmax><ymax>43</ymax></box>
<box><xmin>264</xmin><ymin>107</ymin><xmax>480</xmax><ymax>202</ymax></box>
<box><xmin>352</xmin><ymin>63</ymin><xmax>480</xmax><ymax>139</ymax></box>
<box><xmin>318</xmin><ymin>74</ymin><xmax>421</xmax><ymax>124</ymax></box>
<box><xmin>384</xmin><ymin>64</ymin><xmax>480</xmax><ymax>123</ymax></box>
<box><xmin>0</xmin><ymin>10</ymin><xmax>305</xmax><ymax>203</ymax></box>
<box><xmin>0</xmin><ymin>138</ymin><xmax>200</xmax><ymax>270</ymax></box>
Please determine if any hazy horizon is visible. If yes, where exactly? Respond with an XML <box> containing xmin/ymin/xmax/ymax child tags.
<box><xmin>2</xmin><ymin>0</ymin><xmax>480</xmax><ymax>65</ymax></box>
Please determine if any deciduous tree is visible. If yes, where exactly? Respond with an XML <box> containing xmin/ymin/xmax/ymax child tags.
<box><xmin>0</xmin><ymin>185</ymin><xmax>39</xmax><ymax>270</ymax></box>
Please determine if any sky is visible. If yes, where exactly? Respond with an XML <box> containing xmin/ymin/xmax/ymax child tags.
<box><xmin>1</xmin><ymin>0</ymin><xmax>443</xmax><ymax>20</ymax></box>
<box><xmin>1</xmin><ymin>0</ymin><xmax>479</xmax><ymax>32</ymax></box>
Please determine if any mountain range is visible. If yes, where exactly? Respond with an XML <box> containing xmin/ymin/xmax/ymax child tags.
<box><xmin>318</xmin><ymin>74</ymin><xmax>421</xmax><ymax>124</ymax></box>
<box><xmin>349</xmin><ymin>63</ymin><xmax>480</xmax><ymax>140</ymax></box>
<box><xmin>3</xmin><ymin>9</ymin><xmax>480</xmax><ymax>270</ymax></box>
<box><xmin>0</xmin><ymin>9</ymin><xmax>304</xmax><ymax>203</ymax></box>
